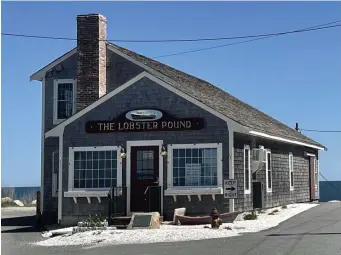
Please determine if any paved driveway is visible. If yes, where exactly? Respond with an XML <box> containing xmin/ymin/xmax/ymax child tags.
<box><xmin>2</xmin><ymin>202</ymin><xmax>341</xmax><ymax>255</ymax></box>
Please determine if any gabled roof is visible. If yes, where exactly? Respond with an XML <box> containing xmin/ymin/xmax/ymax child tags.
<box><xmin>31</xmin><ymin>43</ymin><xmax>326</xmax><ymax>150</ymax></box>
<box><xmin>108</xmin><ymin>43</ymin><xmax>326</xmax><ymax>150</ymax></box>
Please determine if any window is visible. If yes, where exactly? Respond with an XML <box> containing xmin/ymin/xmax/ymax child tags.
<box><xmin>136</xmin><ymin>150</ymin><xmax>155</xmax><ymax>180</ymax></box>
<box><xmin>289</xmin><ymin>153</ymin><xmax>294</xmax><ymax>191</ymax></box>
<box><xmin>165</xmin><ymin>143</ymin><xmax>223</xmax><ymax>195</ymax></box>
<box><xmin>266</xmin><ymin>151</ymin><xmax>272</xmax><ymax>192</ymax></box>
<box><xmin>315</xmin><ymin>158</ymin><xmax>319</xmax><ymax>188</ymax></box>
<box><xmin>244</xmin><ymin>145</ymin><xmax>251</xmax><ymax>194</ymax></box>
<box><xmin>52</xmin><ymin>151</ymin><xmax>59</xmax><ymax>197</ymax></box>
<box><xmin>69</xmin><ymin>146</ymin><xmax>121</xmax><ymax>190</ymax></box>
<box><xmin>53</xmin><ymin>79</ymin><xmax>76</xmax><ymax>125</ymax></box>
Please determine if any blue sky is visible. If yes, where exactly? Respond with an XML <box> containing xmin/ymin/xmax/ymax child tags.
<box><xmin>2</xmin><ymin>2</ymin><xmax>341</xmax><ymax>186</ymax></box>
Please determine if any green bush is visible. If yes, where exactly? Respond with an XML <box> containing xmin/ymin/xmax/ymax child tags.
<box><xmin>281</xmin><ymin>205</ymin><xmax>287</xmax><ymax>209</ymax></box>
<box><xmin>244</xmin><ymin>210</ymin><xmax>258</xmax><ymax>220</ymax></box>
<box><xmin>82</xmin><ymin>213</ymin><xmax>107</xmax><ymax>227</ymax></box>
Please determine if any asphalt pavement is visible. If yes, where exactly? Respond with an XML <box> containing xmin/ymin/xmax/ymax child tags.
<box><xmin>1</xmin><ymin>202</ymin><xmax>341</xmax><ymax>255</ymax></box>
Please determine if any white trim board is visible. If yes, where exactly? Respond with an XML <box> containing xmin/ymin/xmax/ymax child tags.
<box><xmin>30</xmin><ymin>48</ymin><xmax>77</xmax><ymax>81</ymax></box>
<box><xmin>265</xmin><ymin>150</ymin><xmax>272</xmax><ymax>193</ymax></box>
<box><xmin>244</xmin><ymin>145</ymin><xmax>251</xmax><ymax>195</ymax></box>
<box><xmin>126</xmin><ymin>140</ymin><xmax>164</xmax><ymax>216</ymax></box>
<box><xmin>40</xmin><ymin>78</ymin><xmax>46</xmax><ymax>214</ymax></box>
<box><xmin>228</xmin><ymin>128</ymin><xmax>235</xmax><ymax>213</ymax></box>
<box><xmin>58</xmin><ymin>133</ymin><xmax>63</xmax><ymax>223</ymax></box>
<box><xmin>289</xmin><ymin>152</ymin><xmax>294</xmax><ymax>191</ymax></box>
<box><xmin>249</xmin><ymin>131</ymin><xmax>326</xmax><ymax>151</ymax></box>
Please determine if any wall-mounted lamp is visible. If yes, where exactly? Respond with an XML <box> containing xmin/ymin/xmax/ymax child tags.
<box><xmin>160</xmin><ymin>145</ymin><xmax>167</xmax><ymax>156</ymax></box>
<box><xmin>120</xmin><ymin>145</ymin><xmax>126</xmax><ymax>159</ymax></box>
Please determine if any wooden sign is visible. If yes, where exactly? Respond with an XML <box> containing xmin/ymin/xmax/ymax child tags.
<box><xmin>85</xmin><ymin>109</ymin><xmax>205</xmax><ymax>133</ymax></box>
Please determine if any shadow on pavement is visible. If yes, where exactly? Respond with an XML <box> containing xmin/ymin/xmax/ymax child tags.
<box><xmin>1</xmin><ymin>226</ymin><xmax>43</xmax><ymax>233</ymax></box>
<box><xmin>1</xmin><ymin>215</ymin><xmax>36</xmax><ymax>226</ymax></box>
<box><xmin>267</xmin><ymin>232</ymin><xmax>341</xmax><ymax>236</ymax></box>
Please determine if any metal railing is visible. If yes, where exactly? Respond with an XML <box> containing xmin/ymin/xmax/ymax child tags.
<box><xmin>107</xmin><ymin>186</ymin><xmax>127</xmax><ymax>225</ymax></box>
<box><xmin>144</xmin><ymin>186</ymin><xmax>162</xmax><ymax>213</ymax></box>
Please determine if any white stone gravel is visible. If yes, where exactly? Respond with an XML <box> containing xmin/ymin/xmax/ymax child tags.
<box><xmin>35</xmin><ymin>203</ymin><xmax>318</xmax><ymax>247</ymax></box>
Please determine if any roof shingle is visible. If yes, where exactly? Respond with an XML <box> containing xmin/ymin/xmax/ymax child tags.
<box><xmin>110</xmin><ymin>43</ymin><xmax>325</xmax><ymax>149</ymax></box>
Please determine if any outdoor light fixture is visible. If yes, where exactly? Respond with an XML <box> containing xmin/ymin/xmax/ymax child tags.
<box><xmin>120</xmin><ymin>145</ymin><xmax>126</xmax><ymax>159</ymax></box>
<box><xmin>160</xmin><ymin>145</ymin><xmax>167</xmax><ymax>156</ymax></box>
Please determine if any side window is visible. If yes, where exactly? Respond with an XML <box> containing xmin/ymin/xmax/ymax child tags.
<box><xmin>266</xmin><ymin>151</ymin><xmax>272</xmax><ymax>192</ymax></box>
<box><xmin>53</xmin><ymin>79</ymin><xmax>76</xmax><ymax>125</ymax></box>
<box><xmin>289</xmin><ymin>153</ymin><xmax>294</xmax><ymax>191</ymax></box>
<box><xmin>244</xmin><ymin>145</ymin><xmax>251</xmax><ymax>194</ymax></box>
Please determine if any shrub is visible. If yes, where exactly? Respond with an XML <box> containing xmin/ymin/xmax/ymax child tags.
<box><xmin>244</xmin><ymin>210</ymin><xmax>258</xmax><ymax>220</ymax></box>
<box><xmin>281</xmin><ymin>205</ymin><xmax>287</xmax><ymax>209</ymax></box>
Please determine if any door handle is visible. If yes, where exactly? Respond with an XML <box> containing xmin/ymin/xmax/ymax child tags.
<box><xmin>153</xmin><ymin>177</ymin><xmax>159</xmax><ymax>185</ymax></box>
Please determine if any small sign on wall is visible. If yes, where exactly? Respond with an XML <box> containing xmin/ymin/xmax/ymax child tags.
<box><xmin>185</xmin><ymin>163</ymin><xmax>201</xmax><ymax>186</ymax></box>
<box><xmin>224</xmin><ymin>179</ymin><xmax>238</xmax><ymax>199</ymax></box>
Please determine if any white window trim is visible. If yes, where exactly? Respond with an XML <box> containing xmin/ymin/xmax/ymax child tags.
<box><xmin>314</xmin><ymin>158</ymin><xmax>319</xmax><ymax>189</ymax></box>
<box><xmin>244</xmin><ymin>145</ymin><xmax>251</xmax><ymax>194</ymax></box>
<box><xmin>53</xmin><ymin>79</ymin><xmax>76</xmax><ymax>125</ymax></box>
<box><xmin>52</xmin><ymin>151</ymin><xmax>58</xmax><ymax>197</ymax></box>
<box><xmin>289</xmin><ymin>152</ymin><xmax>294</xmax><ymax>191</ymax></box>
<box><xmin>64</xmin><ymin>146</ymin><xmax>122</xmax><ymax>200</ymax></box>
<box><xmin>165</xmin><ymin>143</ymin><xmax>223</xmax><ymax>196</ymax></box>
<box><xmin>265</xmin><ymin>150</ymin><xmax>272</xmax><ymax>193</ymax></box>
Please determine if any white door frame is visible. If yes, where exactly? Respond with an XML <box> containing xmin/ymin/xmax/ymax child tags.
<box><xmin>126</xmin><ymin>140</ymin><xmax>164</xmax><ymax>215</ymax></box>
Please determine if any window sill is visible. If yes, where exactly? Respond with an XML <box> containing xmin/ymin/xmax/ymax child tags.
<box><xmin>53</xmin><ymin>118</ymin><xmax>65</xmax><ymax>125</ymax></box>
<box><xmin>165</xmin><ymin>187</ymin><xmax>223</xmax><ymax>196</ymax></box>
<box><xmin>64</xmin><ymin>190</ymin><xmax>121</xmax><ymax>204</ymax></box>
<box><xmin>164</xmin><ymin>187</ymin><xmax>223</xmax><ymax>202</ymax></box>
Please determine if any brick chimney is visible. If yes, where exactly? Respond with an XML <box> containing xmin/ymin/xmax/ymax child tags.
<box><xmin>76</xmin><ymin>14</ymin><xmax>107</xmax><ymax>112</ymax></box>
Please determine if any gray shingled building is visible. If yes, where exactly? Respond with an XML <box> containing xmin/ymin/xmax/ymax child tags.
<box><xmin>30</xmin><ymin>14</ymin><xmax>326</xmax><ymax>226</ymax></box>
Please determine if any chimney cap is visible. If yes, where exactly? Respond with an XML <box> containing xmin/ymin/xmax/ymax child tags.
<box><xmin>77</xmin><ymin>13</ymin><xmax>106</xmax><ymax>20</ymax></box>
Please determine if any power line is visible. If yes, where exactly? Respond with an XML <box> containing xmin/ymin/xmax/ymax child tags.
<box><xmin>153</xmin><ymin>22</ymin><xmax>341</xmax><ymax>58</ymax></box>
<box><xmin>1</xmin><ymin>21</ymin><xmax>340</xmax><ymax>43</ymax></box>
<box><xmin>300</xmin><ymin>129</ymin><xmax>341</xmax><ymax>133</ymax></box>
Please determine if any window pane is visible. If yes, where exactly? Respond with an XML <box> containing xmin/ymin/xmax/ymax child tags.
<box><xmin>172</xmin><ymin>147</ymin><xmax>218</xmax><ymax>187</ymax></box>
<box><xmin>73</xmin><ymin>150</ymin><xmax>118</xmax><ymax>189</ymax></box>
<box><xmin>291</xmin><ymin>172</ymin><xmax>294</xmax><ymax>187</ymax></box>
<box><xmin>268</xmin><ymin>171</ymin><xmax>272</xmax><ymax>189</ymax></box>
<box><xmin>267</xmin><ymin>153</ymin><xmax>271</xmax><ymax>170</ymax></box>
<box><xmin>57</xmin><ymin>83</ymin><xmax>73</xmax><ymax>119</ymax></box>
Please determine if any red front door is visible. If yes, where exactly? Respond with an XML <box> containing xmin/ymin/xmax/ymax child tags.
<box><xmin>130</xmin><ymin>146</ymin><xmax>159</xmax><ymax>212</ymax></box>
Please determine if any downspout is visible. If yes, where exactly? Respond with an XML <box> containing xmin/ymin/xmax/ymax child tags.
<box><xmin>228</xmin><ymin>127</ymin><xmax>235</xmax><ymax>213</ymax></box>
<box><xmin>40</xmin><ymin>78</ymin><xmax>46</xmax><ymax>215</ymax></box>
<box><xmin>58</xmin><ymin>128</ymin><xmax>64</xmax><ymax>224</ymax></box>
